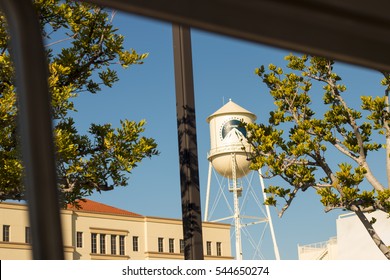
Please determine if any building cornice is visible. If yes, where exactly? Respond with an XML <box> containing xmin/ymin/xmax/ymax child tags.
<box><xmin>90</xmin><ymin>253</ymin><xmax>130</xmax><ymax>260</ymax></box>
<box><xmin>0</xmin><ymin>242</ymin><xmax>31</xmax><ymax>250</ymax></box>
<box><xmin>89</xmin><ymin>227</ymin><xmax>129</xmax><ymax>236</ymax></box>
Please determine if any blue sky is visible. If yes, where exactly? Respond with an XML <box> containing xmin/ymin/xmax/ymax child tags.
<box><xmin>69</xmin><ymin>12</ymin><xmax>387</xmax><ymax>259</ymax></box>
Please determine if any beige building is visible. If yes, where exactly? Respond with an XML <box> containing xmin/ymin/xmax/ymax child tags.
<box><xmin>0</xmin><ymin>199</ymin><xmax>232</xmax><ymax>260</ymax></box>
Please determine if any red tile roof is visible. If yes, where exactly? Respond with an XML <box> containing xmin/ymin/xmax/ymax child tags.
<box><xmin>66</xmin><ymin>199</ymin><xmax>142</xmax><ymax>217</ymax></box>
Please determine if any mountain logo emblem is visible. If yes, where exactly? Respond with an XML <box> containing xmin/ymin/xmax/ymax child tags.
<box><xmin>221</xmin><ymin>119</ymin><xmax>247</xmax><ymax>140</ymax></box>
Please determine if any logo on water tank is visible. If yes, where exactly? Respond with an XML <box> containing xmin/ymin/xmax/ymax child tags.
<box><xmin>220</xmin><ymin>118</ymin><xmax>247</xmax><ymax>141</ymax></box>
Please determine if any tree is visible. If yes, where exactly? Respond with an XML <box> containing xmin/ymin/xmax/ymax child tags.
<box><xmin>0</xmin><ymin>0</ymin><xmax>158</xmax><ymax>205</ymax></box>
<box><xmin>245</xmin><ymin>54</ymin><xmax>390</xmax><ymax>259</ymax></box>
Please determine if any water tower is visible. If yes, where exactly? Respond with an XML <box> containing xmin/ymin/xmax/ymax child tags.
<box><xmin>204</xmin><ymin>99</ymin><xmax>280</xmax><ymax>260</ymax></box>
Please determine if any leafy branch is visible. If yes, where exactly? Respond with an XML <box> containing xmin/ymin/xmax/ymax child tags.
<box><xmin>246</xmin><ymin>54</ymin><xmax>390</xmax><ymax>258</ymax></box>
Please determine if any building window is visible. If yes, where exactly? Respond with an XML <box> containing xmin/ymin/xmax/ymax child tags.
<box><xmin>3</xmin><ymin>225</ymin><xmax>10</xmax><ymax>242</ymax></box>
<box><xmin>100</xmin><ymin>234</ymin><xmax>106</xmax><ymax>254</ymax></box>
<box><xmin>76</xmin><ymin>232</ymin><xmax>83</xmax><ymax>248</ymax></box>
<box><xmin>119</xmin><ymin>235</ymin><xmax>125</xmax><ymax>255</ymax></box>
<box><xmin>206</xmin><ymin>241</ymin><xmax>212</xmax><ymax>256</ymax></box>
<box><xmin>25</xmin><ymin>227</ymin><xmax>31</xmax><ymax>244</ymax></box>
<box><xmin>111</xmin><ymin>235</ymin><xmax>117</xmax><ymax>255</ymax></box>
<box><xmin>169</xmin><ymin>238</ymin><xmax>174</xmax><ymax>253</ymax></box>
<box><xmin>216</xmin><ymin>242</ymin><xmax>222</xmax><ymax>256</ymax></box>
<box><xmin>133</xmin><ymin>236</ymin><xmax>139</xmax><ymax>252</ymax></box>
<box><xmin>91</xmin><ymin>233</ymin><xmax>97</xmax><ymax>254</ymax></box>
<box><xmin>180</xmin><ymin>239</ymin><xmax>184</xmax><ymax>254</ymax></box>
<box><xmin>158</xmin><ymin>237</ymin><xmax>164</xmax><ymax>253</ymax></box>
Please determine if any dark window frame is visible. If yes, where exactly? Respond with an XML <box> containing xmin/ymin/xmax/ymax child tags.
<box><xmin>158</xmin><ymin>237</ymin><xmax>164</xmax><ymax>253</ymax></box>
<box><xmin>169</xmin><ymin>238</ymin><xmax>174</xmax><ymax>253</ymax></box>
<box><xmin>206</xmin><ymin>241</ymin><xmax>212</xmax><ymax>256</ymax></box>
<box><xmin>111</xmin><ymin>235</ymin><xmax>117</xmax><ymax>255</ymax></box>
<box><xmin>25</xmin><ymin>227</ymin><xmax>31</xmax><ymax>244</ymax></box>
<box><xmin>3</xmin><ymin>225</ymin><xmax>10</xmax><ymax>242</ymax></box>
<box><xmin>91</xmin><ymin>233</ymin><xmax>97</xmax><ymax>254</ymax></box>
<box><xmin>119</xmin><ymin>235</ymin><xmax>125</xmax><ymax>255</ymax></box>
<box><xmin>216</xmin><ymin>242</ymin><xmax>222</xmax><ymax>256</ymax></box>
<box><xmin>132</xmin><ymin>236</ymin><xmax>139</xmax><ymax>252</ymax></box>
<box><xmin>100</xmin><ymin>234</ymin><xmax>106</xmax><ymax>254</ymax></box>
<box><xmin>76</xmin><ymin>232</ymin><xmax>83</xmax><ymax>248</ymax></box>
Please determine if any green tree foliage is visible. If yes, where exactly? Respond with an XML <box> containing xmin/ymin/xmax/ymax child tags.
<box><xmin>246</xmin><ymin>54</ymin><xmax>390</xmax><ymax>258</ymax></box>
<box><xmin>0</xmin><ymin>0</ymin><xmax>158</xmax><ymax>204</ymax></box>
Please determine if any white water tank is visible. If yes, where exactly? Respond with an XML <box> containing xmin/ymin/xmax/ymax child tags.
<box><xmin>207</xmin><ymin>99</ymin><xmax>257</xmax><ymax>179</ymax></box>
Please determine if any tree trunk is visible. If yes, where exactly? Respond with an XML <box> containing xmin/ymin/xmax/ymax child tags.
<box><xmin>354</xmin><ymin>208</ymin><xmax>390</xmax><ymax>260</ymax></box>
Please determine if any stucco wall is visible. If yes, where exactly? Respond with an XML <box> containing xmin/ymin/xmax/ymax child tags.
<box><xmin>0</xmin><ymin>202</ymin><xmax>232</xmax><ymax>260</ymax></box>
<box><xmin>336</xmin><ymin>211</ymin><xmax>390</xmax><ymax>260</ymax></box>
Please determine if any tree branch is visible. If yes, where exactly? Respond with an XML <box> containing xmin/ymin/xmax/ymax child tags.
<box><xmin>333</xmin><ymin>140</ymin><xmax>359</xmax><ymax>162</ymax></box>
<box><xmin>328</xmin><ymin>73</ymin><xmax>385</xmax><ymax>191</ymax></box>
<box><xmin>314</xmin><ymin>183</ymin><xmax>332</xmax><ymax>189</ymax></box>
<box><xmin>308</xmin><ymin>150</ymin><xmax>341</xmax><ymax>191</ymax></box>
<box><xmin>362</xmin><ymin>161</ymin><xmax>386</xmax><ymax>191</ymax></box>
<box><xmin>45</xmin><ymin>33</ymin><xmax>78</xmax><ymax>48</ymax></box>
<box><xmin>331</xmin><ymin>85</ymin><xmax>366</xmax><ymax>160</ymax></box>
<box><xmin>278</xmin><ymin>187</ymin><xmax>299</xmax><ymax>217</ymax></box>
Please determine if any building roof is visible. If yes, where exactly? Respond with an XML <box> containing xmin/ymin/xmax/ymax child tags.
<box><xmin>66</xmin><ymin>199</ymin><xmax>143</xmax><ymax>217</ymax></box>
<box><xmin>206</xmin><ymin>99</ymin><xmax>257</xmax><ymax>122</ymax></box>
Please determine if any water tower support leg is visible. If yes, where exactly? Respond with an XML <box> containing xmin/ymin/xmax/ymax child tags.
<box><xmin>204</xmin><ymin>161</ymin><xmax>213</xmax><ymax>222</ymax></box>
<box><xmin>232</xmin><ymin>153</ymin><xmax>243</xmax><ymax>260</ymax></box>
<box><xmin>258</xmin><ymin>169</ymin><xmax>281</xmax><ymax>260</ymax></box>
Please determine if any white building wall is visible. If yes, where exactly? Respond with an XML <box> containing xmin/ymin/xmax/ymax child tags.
<box><xmin>327</xmin><ymin>240</ymin><xmax>338</xmax><ymax>260</ymax></box>
<box><xmin>298</xmin><ymin>211</ymin><xmax>389</xmax><ymax>260</ymax></box>
<box><xmin>336</xmin><ymin>211</ymin><xmax>390</xmax><ymax>260</ymax></box>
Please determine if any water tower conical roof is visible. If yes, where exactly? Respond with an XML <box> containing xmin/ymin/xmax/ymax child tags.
<box><xmin>206</xmin><ymin>99</ymin><xmax>257</xmax><ymax>123</ymax></box>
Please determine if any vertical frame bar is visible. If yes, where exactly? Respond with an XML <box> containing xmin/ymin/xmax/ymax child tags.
<box><xmin>0</xmin><ymin>0</ymin><xmax>64</xmax><ymax>259</ymax></box>
<box><xmin>172</xmin><ymin>24</ymin><xmax>204</xmax><ymax>260</ymax></box>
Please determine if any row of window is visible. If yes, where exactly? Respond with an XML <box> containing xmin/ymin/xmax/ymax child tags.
<box><xmin>2</xmin><ymin>225</ymin><xmax>31</xmax><ymax>244</ymax></box>
<box><xmin>2</xmin><ymin>225</ymin><xmax>221</xmax><ymax>257</ymax></box>
<box><xmin>157</xmin><ymin>238</ymin><xmax>222</xmax><ymax>256</ymax></box>
<box><xmin>90</xmin><ymin>233</ymin><xmax>126</xmax><ymax>255</ymax></box>
<box><xmin>76</xmin><ymin>232</ymin><xmax>139</xmax><ymax>256</ymax></box>
<box><xmin>158</xmin><ymin>237</ymin><xmax>185</xmax><ymax>253</ymax></box>
<box><xmin>207</xmin><ymin>241</ymin><xmax>222</xmax><ymax>256</ymax></box>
